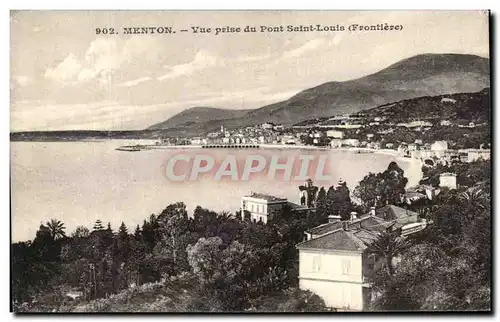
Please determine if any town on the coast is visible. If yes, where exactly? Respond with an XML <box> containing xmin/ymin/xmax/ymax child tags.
<box><xmin>142</xmin><ymin>108</ymin><xmax>491</xmax><ymax>166</ymax></box>
<box><xmin>12</xmin><ymin>90</ymin><xmax>491</xmax><ymax>311</ymax></box>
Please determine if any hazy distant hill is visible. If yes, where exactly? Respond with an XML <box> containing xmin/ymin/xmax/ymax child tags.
<box><xmin>360</xmin><ymin>88</ymin><xmax>490</xmax><ymax>122</ymax></box>
<box><xmin>148</xmin><ymin>107</ymin><xmax>253</xmax><ymax>130</ymax></box>
<box><xmin>148</xmin><ymin>53</ymin><xmax>489</xmax><ymax>133</ymax></box>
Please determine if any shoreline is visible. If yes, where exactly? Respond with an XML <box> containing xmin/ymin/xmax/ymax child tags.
<box><xmin>119</xmin><ymin>143</ymin><xmax>424</xmax><ymax>183</ymax></box>
<box><xmin>119</xmin><ymin>143</ymin><xmax>416</xmax><ymax>161</ymax></box>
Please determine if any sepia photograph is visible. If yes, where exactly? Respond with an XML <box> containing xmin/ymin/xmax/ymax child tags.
<box><xmin>9</xmin><ymin>10</ymin><xmax>491</xmax><ymax>312</ymax></box>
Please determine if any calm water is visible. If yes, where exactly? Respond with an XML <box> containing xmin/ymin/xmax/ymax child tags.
<box><xmin>10</xmin><ymin>141</ymin><xmax>422</xmax><ymax>242</ymax></box>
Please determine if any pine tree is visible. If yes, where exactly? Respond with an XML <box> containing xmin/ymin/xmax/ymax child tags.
<box><xmin>316</xmin><ymin>187</ymin><xmax>327</xmax><ymax>218</ymax></box>
<box><xmin>118</xmin><ymin>222</ymin><xmax>128</xmax><ymax>240</ymax></box>
<box><xmin>118</xmin><ymin>222</ymin><xmax>131</xmax><ymax>263</ymax></box>
<box><xmin>134</xmin><ymin>225</ymin><xmax>141</xmax><ymax>241</ymax></box>
<box><xmin>325</xmin><ymin>186</ymin><xmax>336</xmax><ymax>216</ymax></box>
<box><xmin>93</xmin><ymin>219</ymin><xmax>104</xmax><ymax>231</ymax></box>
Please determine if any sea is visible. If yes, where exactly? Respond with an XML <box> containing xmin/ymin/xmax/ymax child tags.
<box><xmin>10</xmin><ymin>140</ymin><xmax>422</xmax><ymax>242</ymax></box>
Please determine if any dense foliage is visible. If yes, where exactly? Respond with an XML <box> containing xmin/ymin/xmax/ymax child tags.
<box><xmin>353</xmin><ymin>161</ymin><xmax>408</xmax><ymax>209</ymax></box>
<box><xmin>12</xmin><ymin>160</ymin><xmax>490</xmax><ymax>312</ymax></box>
<box><xmin>367</xmin><ymin>161</ymin><xmax>491</xmax><ymax>311</ymax></box>
<box><xmin>12</xmin><ymin>188</ymin><xmax>350</xmax><ymax>312</ymax></box>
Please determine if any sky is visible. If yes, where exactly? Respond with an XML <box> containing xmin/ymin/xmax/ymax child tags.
<box><xmin>10</xmin><ymin>10</ymin><xmax>490</xmax><ymax>131</ymax></box>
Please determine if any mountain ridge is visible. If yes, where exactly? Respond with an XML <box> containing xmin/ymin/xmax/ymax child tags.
<box><xmin>148</xmin><ymin>53</ymin><xmax>489</xmax><ymax>132</ymax></box>
<box><xmin>148</xmin><ymin>107</ymin><xmax>253</xmax><ymax>130</ymax></box>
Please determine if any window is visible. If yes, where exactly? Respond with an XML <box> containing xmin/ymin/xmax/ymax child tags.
<box><xmin>242</xmin><ymin>201</ymin><xmax>247</xmax><ymax>210</ymax></box>
<box><xmin>251</xmin><ymin>204</ymin><xmax>254</xmax><ymax>212</ymax></box>
<box><xmin>312</xmin><ymin>255</ymin><xmax>322</xmax><ymax>273</ymax></box>
<box><xmin>341</xmin><ymin>259</ymin><xmax>351</xmax><ymax>275</ymax></box>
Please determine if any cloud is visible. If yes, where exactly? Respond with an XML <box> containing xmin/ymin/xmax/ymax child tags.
<box><xmin>43</xmin><ymin>37</ymin><xmax>156</xmax><ymax>85</ymax></box>
<box><xmin>44</xmin><ymin>53</ymin><xmax>83</xmax><ymax>83</ymax></box>
<box><xmin>78</xmin><ymin>38</ymin><xmax>122</xmax><ymax>83</ymax></box>
<box><xmin>157</xmin><ymin>51</ymin><xmax>218</xmax><ymax>81</ymax></box>
<box><xmin>236</xmin><ymin>53</ymin><xmax>273</xmax><ymax>63</ymax></box>
<box><xmin>281</xmin><ymin>38</ymin><xmax>326</xmax><ymax>60</ymax></box>
<box><xmin>117</xmin><ymin>76</ymin><xmax>153</xmax><ymax>88</ymax></box>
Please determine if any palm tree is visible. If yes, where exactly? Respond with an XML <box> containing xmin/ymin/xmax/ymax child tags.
<box><xmin>367</xmin><ymin>230</ymin><xmax>412</xmax><ymax>276</ymax></box>
<box><xmin>458</xmin><ymin>186</ymin><xmax>488</xmax><ymax>211</ymax></box>
<box><xmin>46</xmin><ymin>219</ymin><xmax>66</xmax><ymax>241</ymax></box>
<box><xmin>217</xmin><ymin>211</ymin><xmax>233</xmax><ymax>222</ymax></box>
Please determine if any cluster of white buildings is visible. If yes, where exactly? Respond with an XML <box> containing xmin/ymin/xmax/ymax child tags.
<box><xmin>398</xmin><ymin>140</ymin><xmax>491</xmax><ymax>164</ymax></box>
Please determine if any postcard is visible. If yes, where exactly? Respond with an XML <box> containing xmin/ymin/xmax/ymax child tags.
<box><xmin>10</xmin><ymin>10</ymin><xmax>491</xmax><ymax>312</ymax></box>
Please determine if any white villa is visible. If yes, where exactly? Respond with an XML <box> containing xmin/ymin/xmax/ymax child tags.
<box><xmin>297</xmin><ymin>205</ymin><xmax>427</xmax><ymax>311</ymax></box>
<box><xmin>241</xmin><ymin>193</ymin><xmax>288</xmax><ymax>224</ymax></box>
<box><xmin>439</xmin><ymin>172</ymin><xmax>457</xmax><ymax>190</ymax></box>
<box><xmin>326</xmin><ymin>130</ymin><xmax>344</xmax><ymax>139</ymax></box>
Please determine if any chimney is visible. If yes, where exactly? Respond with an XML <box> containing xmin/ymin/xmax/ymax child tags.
<box><xmin>328</xmin><ymin>214</ymin><xmax>341</xmax><ymax>223</ymax></box>
<box><xmin>370</xmin><ymin>207</ymin><xmax>376</xmax><ymax>217</ymax></box>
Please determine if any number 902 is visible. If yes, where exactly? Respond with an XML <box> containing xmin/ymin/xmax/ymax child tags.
<box><xmin>95</xmin><ymin>28</ymin><xmax>116</xmax><ymax>35</ymax></box>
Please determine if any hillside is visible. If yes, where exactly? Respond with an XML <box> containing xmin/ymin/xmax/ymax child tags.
<box><xmin>360</xmin><ymin>88</ymin><xmax>490</xmax><ymax>122</ymax></box>
<box><xmin>148</xmin><ymin>107</ymin><xmax>253</xmax><ymax>130</ymax></box>
<box><xmin>245</xmin><ymin>54</ymin><xmax>489</xmax><ymax>125</ymax></box>
<box><xmin>147</xmin><ymin>53</ymin><xmax>489</xmax><ymax>134</ymax></box>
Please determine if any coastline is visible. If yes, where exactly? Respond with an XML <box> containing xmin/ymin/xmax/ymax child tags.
<box><xmin>119</xmin><ymin>142</ymin><xmax>411</xmax><ymax>158</ymax></box>
<box><xmin>117</xmin><ymin>142</ymin><xmax>424</xmax><ymax>185</ymax></box>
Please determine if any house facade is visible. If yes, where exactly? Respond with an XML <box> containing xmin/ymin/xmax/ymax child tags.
<box><xmin>240</xmin><ymin>193</ymin><xmax>288</xmax><ymax>223</ymax></box>
<box><xmin>298</xmin><ymin>246</ymin><xmax>372</xmax><ymax>310</ymax></box>
<box><xmin>297</xmin><ymin>205</ymin><xmax>427</xmax><ymax>311</ymax></box>
<box><xmin>326</xmin><ymin>130</ymin><xmax>344</xmax><ymax>139</ymax></box>
<box><xmin>439</xmin><ymin>172</ymin><xmax>457</xmax><ymax>190</ymax></box>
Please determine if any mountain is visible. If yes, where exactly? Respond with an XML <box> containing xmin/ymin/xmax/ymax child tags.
<box><xmin>361</xmin><ymin>88</ymin><xmax>490</xmax><ymax>122</ymax></box>
<box><xmin>148</xmin><ymin>107</ymin><xmax>253</xmax><ymax>130</ymax></box>
<box><xmin>245</xmin><ymin>54</ymin><xmax>489</xmax><ymax>125</ymax></box>
<box><xmin>148</xmin><ymin>53</ymin><xmax>489</xmax><ymax>133</ymax></box>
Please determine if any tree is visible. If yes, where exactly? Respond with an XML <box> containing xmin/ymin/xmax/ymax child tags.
<box><xmin>353</xmin><ymin>173</ymin><xmax>382</xmax><ymax>208</ymax></box>
<box><xmin>93</xmin><ymin>219</ymin><xmax>104</xmax><ymax>231</ymax></box>
<box><xmin>325</xmin><ymin>186</ymin><xmax>336</xmax><ymax>212</ymax></box>
<box><xmin>118</xmin><ymin>222</ymin><xmax>128</xmax><ymax>238</ymax></box>
<box><xmin>157</xmin><ymin>203</ymin><xmax>190</xmax><ymax>269</ymax></box>
<box><xmin>134</xmin><ymin>225</ymin><xmax>142</xmax><ymax>241</ymax></box>
<box><xmin>458</xmin><ymin>186</ymin><xmax>488</xmax><ymax>212</ymax></box>
<box><xmin>354</xmin><ymin>162</ymin><xmax>408</xmax><ymax>208</ymax></box>
<box><xmin>46</xmin><ymin>219</ymin><xmax>66</xmax><ymax>241</ymax></box>
<box><xmin>248</xmin><ymin>288</ymin><xmax>331</xmax><ymax>312</ymax></box>
<box><xmin>315</xmin><ymin>187</ymin><xmax>327</xmax><ymax>218</ymax></box>
<box><xmin>367</xmin><ymin>231</ymin><xmax>411</xmax><ymax>276</ymax></box>
<box><xmin>335</xmin><ymin>181</ymin><xmax>354</xmax><ymax>220</ymax></box>
<box><xmin>186</xmin><ymin>237</ymin><xmax>224</xmax><ymax>286</ymax></box>
<box><xmin>217</xmin><ymin>210</ymin><xmax>234</xmax><ymax>222</ymax></box>
<box><xmin>71</xmin><ymin>226</ymin><xmax>90</xmax><ymax>238</ymax></box>
<box><xmin>187</xmin><ymin>237</ymin><xmax>261</xmax><ymax>310</ymax></box>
